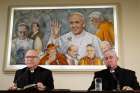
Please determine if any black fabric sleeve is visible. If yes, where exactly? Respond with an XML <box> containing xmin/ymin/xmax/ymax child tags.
<box><xmin>13</xmin><ymin>70</ymin><xmax>19</xmax><ymax>83</ymax></box>
<box><xmin>130</xmin><ymin>71</ymin><xmax>140</xmax><ymax>90</ymax></box>
<box><xmin>45</xmin><ymin>70</ymin><xmax>54</xmax><ymax>90</ymax></box>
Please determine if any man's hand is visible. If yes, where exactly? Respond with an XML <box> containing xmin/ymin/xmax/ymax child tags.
<box><xmin>9</xmin><ymin>83</ymin><xmax>17</xmax><ymax>90</ymax></box>
<box><xmin>50</xmin><ymin>20</ymin><xmax>61</xmax><ymax>39</ymax></box>
<box><xmin>122</xmin><ymin>86</ymin><xmax>133</xmax><ymax>91</ymax></box>
<box><xmin>37</xmin><ymin>82</ymin><xmax>46</xmax><ymax>91</ymax></box>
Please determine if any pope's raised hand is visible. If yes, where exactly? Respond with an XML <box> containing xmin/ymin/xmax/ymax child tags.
<box><xmin>50</xmin><ymin>20</ymin><xmax>61</xmax><ymax>39</ymax></box>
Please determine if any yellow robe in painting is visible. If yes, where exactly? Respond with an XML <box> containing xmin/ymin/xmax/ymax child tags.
<box><xmin>79</xmin><ymin>56</ymin><xmax>102</xmax><ymax>65</ymax></box>
<box><xmin>96</xmin><ymin>21</ymin><xmax>114</xmax><ymax>45</ymax></box>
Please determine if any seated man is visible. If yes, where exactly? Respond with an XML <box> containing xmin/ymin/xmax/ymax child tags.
<box><xmin>9</xmin><ymin>50</ymin><xmax>54</xmax><ymax>91</ymax></box>
<box><xmin>88</xmin><ymin>49</ymin><xmax>140</xmax><ymax>91</ymax></box>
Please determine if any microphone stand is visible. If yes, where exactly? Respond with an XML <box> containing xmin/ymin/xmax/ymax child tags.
<box><xmin>110</xmin><ymin>70</ymin><xmax>120</xmax><ymax>91</ymax></box>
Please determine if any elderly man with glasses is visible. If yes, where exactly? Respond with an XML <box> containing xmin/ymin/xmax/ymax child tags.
<box><xmin>9</xmin><ymin>50</ymin><xmax>54</xmax><ymax>91</ymax></box>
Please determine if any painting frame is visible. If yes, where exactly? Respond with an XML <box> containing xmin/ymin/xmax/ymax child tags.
<box><xmin>4</xmin><ymin>5</ymin><xmax>118</xmax><ymax>72</ymax></box>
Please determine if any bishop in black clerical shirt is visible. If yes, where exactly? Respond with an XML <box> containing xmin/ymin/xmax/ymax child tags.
<box><xmin>88</xmin><ymin>49</ymin><xmax>140</xmax><ymax>91</ymax></box>
<box><xmin>9</xmin><ymin>50</ymin><xmax>54</xmax><ymax>91</ymax></box>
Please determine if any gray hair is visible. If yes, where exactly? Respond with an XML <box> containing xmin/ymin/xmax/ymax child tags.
<box><xmin>68</xmin><ymin>12</ymin><xmax>85</xmax><ymax>22</ymax></box>
<box><xmin>18</xmin><ymin>23</ymin><xmax>29</xmax><ymax>31</ymax></box>
<box><xmin>89</xmin><ymin>11</ymin><xmax>104</xmax><ymax>21</ymax></box>
<box><xmin>103</xmin><ymin>48</ymin><xmax>116</xmax><ymax>57</ymax></box>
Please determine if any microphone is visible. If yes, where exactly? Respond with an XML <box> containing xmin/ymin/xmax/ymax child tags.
<box><xmin>110</xmin><ymin>69</ymin><xmax>120</xmax><ymax>91</ymax></box>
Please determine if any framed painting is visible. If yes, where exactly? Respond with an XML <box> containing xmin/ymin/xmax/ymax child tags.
<box><xmin>4</xmin><ymin>5</ymin><xmax>118</xmax><ymax>72</ymax></box>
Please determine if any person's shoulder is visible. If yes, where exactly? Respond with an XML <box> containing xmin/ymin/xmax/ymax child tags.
<box><xmin>37</xmin><ymin>66</ymin><xmax>52</xmax><ymax>73</ymax></box>
<box><xmin>100</xmin><ymin>21</ymin><xmax>111</xmax><ymax>26</ymax></box>
<box><xmin>84</xmin><ymin>31</ymin><xmax>93</xmax><ymax>36</ymax></box>
<box><xmin>27</xmin><ymin>38</ymin><xmax>33</xmax><ymax>42</ymax></box>
<box><xmin>80</xmin><ymin>56</ymin><xmax>87</xmax><ymax>60</ymax></box>
<box><xmin>61</xmin><ymin>32</ymin><xmax>72</xmax><ymax>40</ymax></box>
<box><xmin>119</xmin><ymin>67</ymin><xmax>135</xmax><ymax>74</ymax></box>
<box><xmin>95</xmin><ymin>69</ymin><xmax>108</xmax><ymax>75</ymax></box>
<box><xmin>57</xmin><ymin>52</ymin><xmax>65</xmax><ymax>56</ymax></box>
<box><xmin>85</xmin><ymin>31</ymin><xmax>100</xmax><ymax>40</ymax></box>
<box><xmin>12</xmin><ymin>38</ymin><xmax>19</xmax><ymax>43</ymax></box>
<box><xmin>62</xmin><ymin>32</ymin><xmax>71</xmax><ymax>36</ymax></box>
<box><xmin>94</xmin><ymin>69</ymin><xmax>108</xmax><ymax>77</ymax></box>
<box><xmin>16</xmin><ymin>67</ymin><xmax>27</xmax><ymax>73</ymax></box>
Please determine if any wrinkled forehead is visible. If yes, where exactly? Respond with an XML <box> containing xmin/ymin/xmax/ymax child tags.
<box><xmin>104</xmin><ymin>50</ymin><xmax>116</xmax><ymax>58</ymax></box>
<box><xmin>69</xmin><ymin>13</ymin><xmax>84</xmax><ymax>21</ymax></box>
<box><xmin>18</xmin><ymin>26</ymin><xmax>28</xmax><ymax>32</ymax></box>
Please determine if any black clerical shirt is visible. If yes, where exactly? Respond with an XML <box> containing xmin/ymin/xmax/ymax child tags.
<box><xmin>88</xmin><ymin>66</ymin><xmax>140</xmax><ymax>90</ymax></box>
<box><xmin>14</xmin><ymin>66</ymin><xmax>54</xmax><ymax>90</ymax></box>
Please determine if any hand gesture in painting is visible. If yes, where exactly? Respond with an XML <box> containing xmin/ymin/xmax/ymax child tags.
<box><xmin>50</xmin><ymin>20</ymin><xmax>61</xmax><ymax>39</ymax></box>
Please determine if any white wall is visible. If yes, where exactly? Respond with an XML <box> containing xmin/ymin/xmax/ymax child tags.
<box><xmin>121</xmin><ymin>0</ymin><xmax>140</xmax><ymax>80</ymax></box>
<box><xmin>0</xmin><ymin>0</ymin><xmax>140</xmax><ymax>90</ymax></box>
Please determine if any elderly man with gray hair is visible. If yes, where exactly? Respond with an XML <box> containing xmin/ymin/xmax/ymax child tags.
<box><xmin>89</xmin><ymin>48</ymin><xmax>140</xmax><ymax>91</ymax></box>
<box><xmin>9</xmin><ymin>50</ymin><xmax>54</xmax><ymax>91</ymax></box>
<box><xmin>89</xmin><ymin>11</ymin><xmax>115</xmax><ymax>46</ymax></box>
